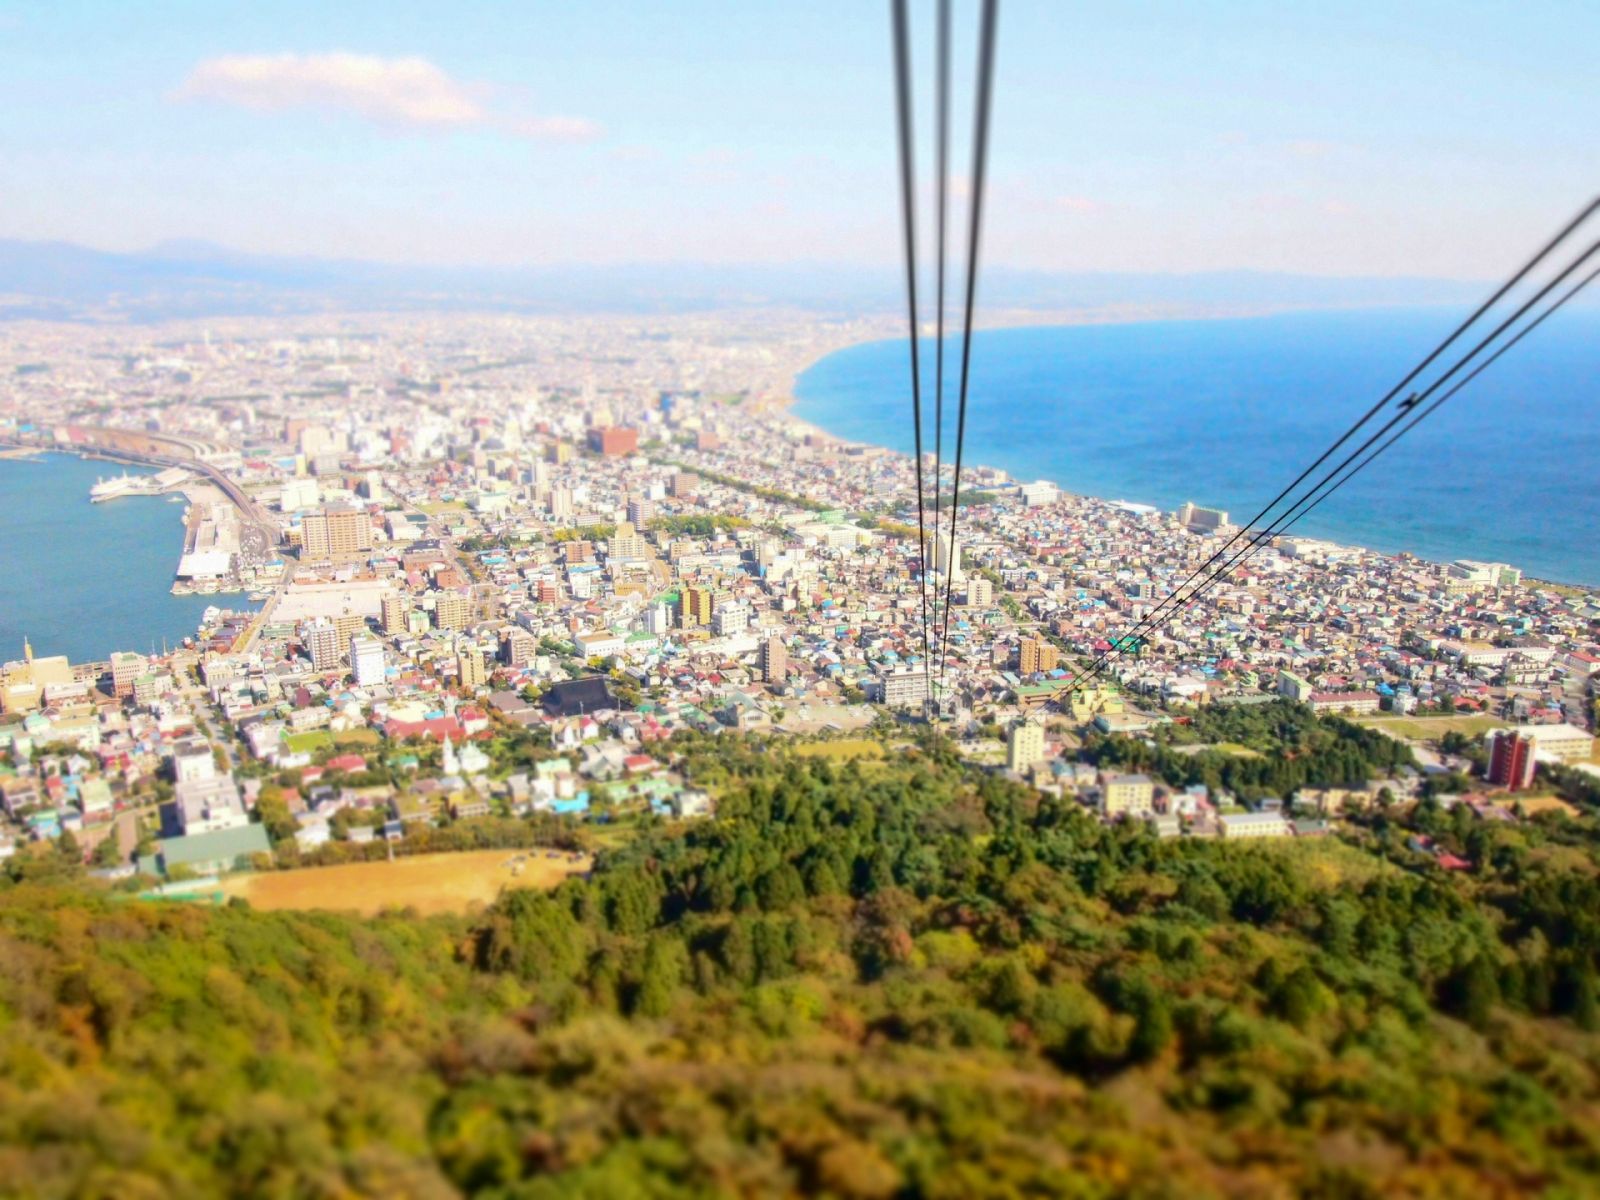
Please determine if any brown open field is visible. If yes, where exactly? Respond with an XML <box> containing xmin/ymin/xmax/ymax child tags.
<box><xmin>790</xmin><ymin>738</ymin><xmax>886</xmax><ymax>762</ymax></box>
<box><xmin>221</xmin><ymin>849</ymin><xmax>590</xmax><ymax>916</ymax></box>
<box><xmin>1356</xmin><ymin>714</ymin><xmax>1506</xmax><ymax>741</ymax></box>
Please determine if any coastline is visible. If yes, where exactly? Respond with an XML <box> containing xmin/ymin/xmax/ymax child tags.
<box><xmin>0</xmin><ymin>453</ymin><xmax>234</xmax><ymax>663</ymax></box>
<box><xmin>772</xmin><ymin>311</ymin><xmax>1600</xmax><ymax>591</ymax></box>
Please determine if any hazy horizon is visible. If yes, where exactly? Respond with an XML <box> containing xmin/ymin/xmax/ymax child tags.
<box><xmin>3</xmin><ymin>1</ymin><xmax>1597</xmax><ymax>279</ymax></box>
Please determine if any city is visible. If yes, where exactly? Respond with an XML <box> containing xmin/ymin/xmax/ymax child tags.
<box><xmin>0</xmin><ymin>309</ymin><xmax>1594</xmax><ymax>882</ymax></box>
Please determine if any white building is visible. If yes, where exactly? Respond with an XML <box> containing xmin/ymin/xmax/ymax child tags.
<box><xmin>1007</xmin><ymin>721</ymin><xmax>1044</xmax><ymax>772</ymax></box>
<box><xmin>1519</xmin><ymin>723</ymin><xmax>1595</xmax><ymax>764</ymax></box>
<box><xmin>1218</xmin><ymin>811</ymin><xmax>1292</xmax><ymax>840</ymax></box>
<box><xmin>175</xmin><ymin>774</ymin><xmax>249</xmax><ymax>836</ymax></box>
<box><xmin>713</xmin><ymin>604</ymin><xmax>750</xmax><ymax>637</ymax></box>
<box><xmin>170</xmin><ymin>736</ymin><xmax>217</xmax><ymax>784</ymax></box>
<box><xmin>1017</xmin><ymin>481</ymin><xmax>1059</xmax><ymax>507</ymax></box>
<box><xmin>574</xmin><ymin>629</ymin><xmax>625</xmax><ymax>659</ymax></box>
<box><xmin>645</xmin><ymin>604</ymin><xmax>673</xmax><ymax>636</ymax></box>
<box><xmin>872</xmin><ymin>666</ymin><xmax>930</xmax><ymax>709</ymax></box>
<box><xmin>350</xmin><ymin>636</ymin><xmax>386</xmax><ymax>687</ymax></box>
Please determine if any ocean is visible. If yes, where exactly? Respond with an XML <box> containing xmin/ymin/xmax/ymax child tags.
<box><xmin>0</xmin><ymin>453</ymin><xmax>231</xmax><ymax>664</ymax></box>
<box><xmin>794</xmin><ymin>307</ymin><xmax>1600</xmax><ymax>586</ymax></box>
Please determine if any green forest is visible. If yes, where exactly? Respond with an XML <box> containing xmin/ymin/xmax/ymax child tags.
<box><xmin>5</xmin><ymin>731</ymin><xmax>1600</xmax><ymax>1198</ymax></box>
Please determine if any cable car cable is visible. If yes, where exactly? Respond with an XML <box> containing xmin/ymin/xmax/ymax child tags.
<box><xmin>932</xmin><ymin>0</ymin><xmax>951</xmax><ymax>690</ymax></box>
<box><xmin>1063</xmin><ymin>196</ymin><xmax>1599</xmax><ymax>693</ymax></box>
<box><xmin>1072</xmin><ymin>235</ymin><xmax>1600</xmax><ymax>691</ymax></box>
<box><xmin>890</xmin><ymin>0</ymin><xmax>935</xmax><ymax>694</ymax></box>
<box><xmin>939</xmin><ymin>0</ymin><xmax>1000</xmax><ymax>668</ymax></box>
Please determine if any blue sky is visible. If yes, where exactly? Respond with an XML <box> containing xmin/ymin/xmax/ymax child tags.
<box><xmin>1</xmin><ymin>1</ymin><xmax>1596</xmax><ymax>277</ymax></box>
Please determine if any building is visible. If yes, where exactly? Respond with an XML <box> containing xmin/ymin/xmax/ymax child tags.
<box><xmin>574</xmin><ymin>629</ymin><xmax>625</xmax><ymax>659</ymax></box>
<box><xmin>713</xmin><ymin>604</ymin><xmax>750</xmax><ymax>637</ymax></box>
<box><xmin>434</xmin><ymin>592</ymin><xmax>473</xmax><ymax>631</ymax></box>
<box><xmin>1177</xmin><ymin>501</ymin><xmax>1229</xmax><ymax>531</ymax></box>
<box><xmin>1449</xmin><ymin>559</ymin><xmax>1522</xmax><ymax>589</ymax></box>
<box><xmin>670</xmin><ymin>471</ymin><xmax>699</xmax><ymax>498</ymax></box>
<box><xmin>1487</xmin><ymin>729</ymin><xmax>1538</xmax><ymax>790</ymax></box>
<box><xmin>1</xmin><ymin>641</ymin><xmax>72</xmax><ymax>714</ymax></box>
<box><xmin>109</xmin><ymin>650</ymin><xmax>145</xmax><ymax>698</ymax></box>
<box><xmin>138</xmin><ymin>823</ymin><xmax>271</xmax><ymax>878</ymax></box>
<box><xmin>587</xmin><ymin>426</ymin><xmax>640</xmax><ymax>456</ymax></box>
<box><xmin>1017</xmin><ymin>480</ymin><xmax>1059</xmax><ymax>507</ymax></box>
<box><xmin>174</xmin><ymin>773</ymin><xmax>249</xmax><ymax>836</ymax></box>
<box><xmin>680</xmin><ymin>585</ymin><xmax>715</xmax><ymax>628</ymax></box>
<box><xmin>381</xmin><ymin>594</ymin><xmax>410</xmax><ymax>636</ymax></box>
<box><xmin>279</xmin><ymin>477</ymin><xmax>320</xmax><ymax>512</ymax></box>
<box><xmin>932</xmin><ymin>531</ymin><xmax>962</xmax><ymax>579</ymax></box>
<box><xmin>543</xmin><ymin>676</ymin><xmax>615</xmax><ymax>717</ymax></box>
<box><xmin>170</xmin><ymin>736</ymin><xmax>217</xmax><ymax>784</ymax></box>
<box><xmin>350</xmin><ymin>636</ymin><xmax>385</xmax><ymax>687</ymax></box>
<box><xmin>1103</xmin><ymin>774</ymin><xmax>1155</xmax><ymax>818</ymax></box>
<box><xmin>300</xmin><ymin>506</ymin><xmax>373</xmax><ymax>560</ymax></box>
<box><xmin>456</xmin><ymin>644</ymin><xmax>488</xmax><ymax>690</ymax></box>
<box><xmin>1218</xmin><ymin>811</ymin><xmax>1293</xmax><ymax>840</ymax></box>
<box><xmin>645</xmin><ymin>604</ymin><xmax>673</xmax><ymax>636</ymax></box>
<box><xmin>1308</xmin><ymin>691</ymin><xmax>1381</xmax><ymax>715</ymax></box>
<box><xmin>1277</xmin><ymin>671</ymin><xmax>1314</xmax><ymax>702</ymax></box>
<box><xmin>500</xmin><ymin>626</ymin><xmax>537</xmax><ymax>667</ymax></box>
<box><xmin>1007</xmin><ymin>721</ymin><xmax>1044</xmax><ymax>772</ymax></box>
<box><xmin>759</xmin><ymin>635</ymin><xmax>787</xmax><ymax>685</ymax></box>
<box><xmin>609</xmin><ymin>521</ymin><xmax>649</xmax><ymax>562</ymax></box>
<box><xmin>874</xmin><ymin>666</ymin><xmax>930</xmax><ymax>710</ymax></box>
<box><xmin>301</xmin><ymin>619</ymin><xmax>342</xmax><ymax>671</ymax></box>
<box><xmin>965</xmin><ymin>576</ymin><xmax>994</xmax><ymax>607</ymax></box>
<box><xmin>626</xmin><ymin>495</ymin><xmax>655</xmax><ymax>527</ymax></box>
<box><xmin>1019</xmin><ymin>636</ymin><xmax>1059</xmax><ymax>676</ymax></box>
<box><xmin>1517</xmin><ymin>723</ymin><xmax>1595</xmax><ymax>764</ymax></box>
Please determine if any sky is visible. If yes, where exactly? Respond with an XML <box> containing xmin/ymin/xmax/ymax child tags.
<box><xmin>1</xmin><ymin>0</ymin><xmax>1596</xmax><ymax>278</ymax></box>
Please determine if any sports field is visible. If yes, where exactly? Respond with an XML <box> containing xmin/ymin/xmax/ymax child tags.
<box><xmin>1356</xmin><ymin>714</ymin><xmax>1506</xmax><ymax>740</ymax></box>
<box><xmin>221</xmin><ymin>849</ymin><xmax>590</xmax><ymax>916</ymax></box>
<box><xmin>790</xmin><ymin>738</ymin><xmax>886</xmax><ymax>762</ymax></box>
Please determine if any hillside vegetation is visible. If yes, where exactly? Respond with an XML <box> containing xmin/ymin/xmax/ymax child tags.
<box><xmin>4</xmin><ymin>732</ymin><xmax>1600</xmax><ymax>1198</ymax></box>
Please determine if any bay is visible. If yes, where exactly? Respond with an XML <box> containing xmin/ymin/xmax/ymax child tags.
<box><xmin>0</xmin><ymin>453</ymin><xmax>229</xmax><ymax>664</ymax></box>
<box><xmin>795</xmin><ymin>307</ymin><xmax>1600</xmax><ymax>585</ymax></box>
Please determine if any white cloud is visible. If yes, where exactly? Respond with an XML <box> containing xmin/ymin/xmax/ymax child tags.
<box><xmin>175</xmin><ymin>53</ymin><xmax>598</xmax><ymax>141</ymax></box>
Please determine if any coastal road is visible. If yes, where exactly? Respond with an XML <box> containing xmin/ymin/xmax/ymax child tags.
<box><xmin>59</xmin><ymin>426</ymin><xmax>280</xmax><ymax>565</ymax></box>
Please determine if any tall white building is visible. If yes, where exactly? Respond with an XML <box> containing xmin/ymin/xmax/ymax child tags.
<box><xmin>932</xmin><ymin>531</ymin><xmax>964</xmax><ymax>581</ymax></box>
<box><xmin>302</xmin><ymin>619</ymin><xmax>342</xmax><ymax>672</ymax></box>
<box><xmin>1007</xmin><ymin>721</ymin><xmax>1044</xmax><ymax>772</ymax></box>
<box><xmin>350</xmin><ymin>635</ymin><xmax>386</xmax><ymax>687</ymax></box>
<box><xmin>713</xmin><ymin>604</ymin><xmax>750</xmax><ymax>637</ymax></box>
<box><xmin>170</xmin><ymin>736</ymin><xmax>217</xmax><ymax>784</ymax></box>
<box><xmin>874</xmin><ymin>666</ymin><xmax>930</xmax><ymax>709</ymax></box>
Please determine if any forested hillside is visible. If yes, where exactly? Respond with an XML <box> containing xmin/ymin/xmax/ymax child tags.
<box><xmin>4</xmin><ymin>733</ymin><xmax>1600</xmax><ymax>1198</ymax></box>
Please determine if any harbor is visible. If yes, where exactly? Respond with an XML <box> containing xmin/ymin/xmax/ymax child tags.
<box><xmin>89</xmin><ymin>465</ymin><xmax>194</xmax><ymax>502</ymax></box>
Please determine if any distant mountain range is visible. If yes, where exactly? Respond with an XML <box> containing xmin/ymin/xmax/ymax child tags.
<box><xmin>0</xmin><ymin>236</ymin><xmax>1492</xmax><ymax>322</ymax></box>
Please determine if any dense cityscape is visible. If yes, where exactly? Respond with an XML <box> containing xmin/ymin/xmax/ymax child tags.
<box><xmin>0</xmin><ymin>310</ymin><xmax>1594</xmax><ymax>883</ymax></box>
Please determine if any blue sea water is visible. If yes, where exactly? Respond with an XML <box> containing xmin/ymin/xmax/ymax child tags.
<box><xmin>0</xmin><ymin>453</ymin><xmax>230</xmax><ymax>664</ymax></box>
<box><xmin>795</xmin><ymin>308</ymin><xmax>1600</xmax><ymax>585</ymax></box>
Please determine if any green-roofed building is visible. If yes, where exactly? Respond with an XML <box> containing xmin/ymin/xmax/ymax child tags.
<box><xmin>138</xmin><ymin>823</ymin><xmax>272</xmax><ymax>878</ymax></box>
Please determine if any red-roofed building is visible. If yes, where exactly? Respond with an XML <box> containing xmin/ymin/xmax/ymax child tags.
<box><xmin>384</xmin><ymin>716</ymin><xmax>465</xmax><ymax>742</ymax></box>
<box><xmin>623</xmin><ymin>753</ymin><xmax>657</xmax><ymax>776</ymax></box>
